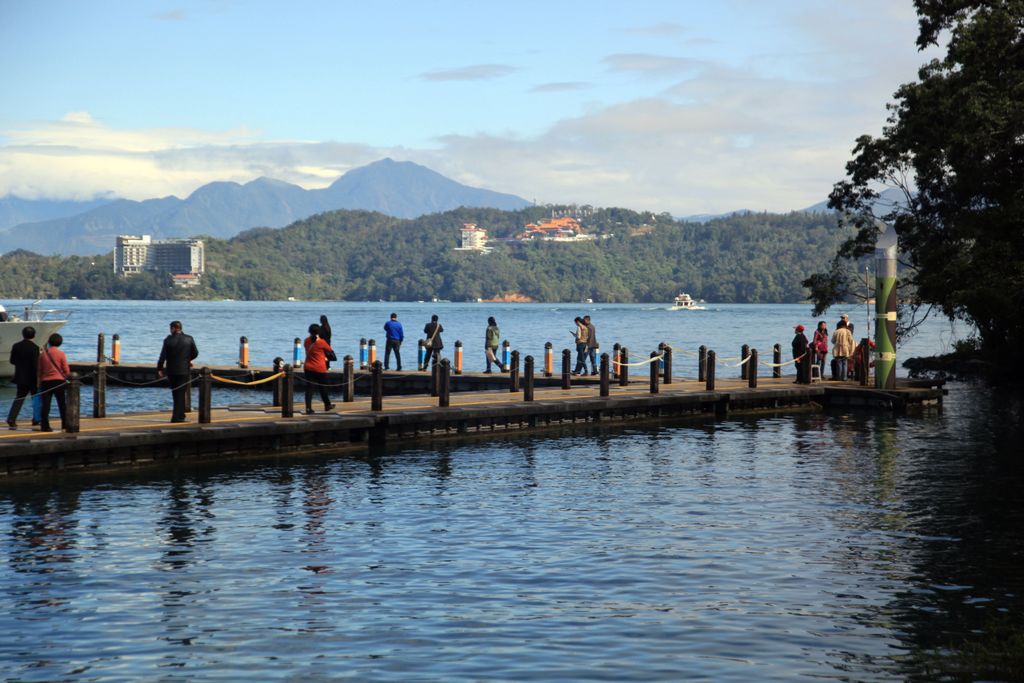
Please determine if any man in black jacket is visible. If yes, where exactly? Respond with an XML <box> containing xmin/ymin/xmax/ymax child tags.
<box><xmin>6</xmin><ymin>326</ymin><xmax>39</xmax><ymax>430</ymax></box>
<box><xmin>156</xmin><ymin>320</ymin><xmax>199</xmax><ymax>423</ymax></box>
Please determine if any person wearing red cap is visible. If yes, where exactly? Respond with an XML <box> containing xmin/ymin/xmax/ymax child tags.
<box><xmin>791</xmin><ymin>324</ymin><xmax>809</xmax><ymax>383</ymax></box>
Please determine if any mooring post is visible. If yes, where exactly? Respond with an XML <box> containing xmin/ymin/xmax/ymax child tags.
<box><xmin>282</xmin><ymin>364</ymin><xmax>294</xmax><ymax>417</ymax></box>
<box><xmin>748</xmin><ymin>349</ymin><xmax>758</xmax><ymax>388</ymax></box>
<box><xmin>111</xmin><ymin>334</ymin><xmax>121</xmax><ymax>365</ymax></box>
<box><xmin>706</xmin><ymin>350</ymin><xmax>716</xmax><ymax>391</ymax></box>
<box><xmin>612</xmin><ymin>343</ymin><xmax>621</xmax><ymax>379</ymax></box>
<box><xmin>698</xmin><ymin>345</ymin><xmax>707</xmax><ymax>382</ymax></box>
<box><xmin>524</xmin><ymin>355</ymin><xmax>535</xmax><ymax>401</ymax></box>
<box><xmin>371</xmin><ymin>360</ymin><xmax>383</xmax><ymax>411</ymax></box>
<box><xmin>600</xmin><ymin>353</ymin><xmax>610</xmax><ymax>397</ymax></box>
<box><xmin>860</xmin><ymin>337</ymin><xmax>870</xmax><ymax>386</ymax></box>
<box><xmin>561</xmin><ymin>349</ymin><xmax>571</xmax><ymax>389</ymax></box>
<box><xmin>183</xmin><ymin>371</ymin><xmax>192</xmax><ymax>413</ymax></box>
<box><xmin>658</xmin><ymin>342</ymin><xmax>666</xmax><ymax>374</ymax></box>
<box><xmin>96</xmin><ymin>333</ymin><xmax>105</xmax><ymax>363</ymax></box>
<box><xmin>368</xmin><ymin>339</ymin><xmax>377</xmax><ymax>367</ymax></box>
<box><xmin>619</xmin><ymin>346</ymin><xmax>629</xmax><ymax>386</ymax></box>
<box><xmin>430</xmin><ymin>355</ymin><xmax>439</xmax><ymax>397</ymax></box>
<box><xmin>239</xmin><ymin>336</ymin><xmax>249</xmax><ymax>369</ymax></box>
<box><xmin>65</xmin><ymin>372</ymin><xmax>81</xmax><ymax>433</ymax></box>
<box><xmin>439</xmin><ymin>359</ymin><xmax>451</xmax><ymax>407</ymax></box>
<box><xmin>343</xmin><ymin>355</ymin><xmax>355</xmax><ymax>402</ymax></box>
<box><xmin>199</xmin><ymin>367</ymin><xmax>212</xmax><ymax>424</ymax></box>
<box><xmin>359</xmin><ymin>338</ymin><xmax>368</xmax><ymax>370</ymax></box>
<box><xmin>773</xmin><ymin>344</ymin><xmax>782</xmax><ymax>378</ymax></box>
<box><xmin>544</xmin><ymin>342</ymin><xmax>553</xmax><ymax>377</ymax></box>
<box><xmin>502</xmin><ymin>340</ymin><xmax>511</xmax><ymax>372</ymax></box>
<box><xmin>93</xmin><ymin>363</ymin><xmax>106</xmax><ymax>418</ymax></box>
<box><xmin>741</xmin><ymin>344</ymin><xmax>750</xmax><ymax>380</ymax></box>
<box><xmin>649</xmin><ymin>351</ymin><xmax>660</xmax><ymax>394</ymax></box>
<box><xmin>418</xmin><ymin>340</ymin><xmax>426</xmax><ymax>371</ymax></box>
<box><xmin>509</xmin><ymin>350</ymin><xmax>520</xmax><ymax>392</ymax></box>
<box><xmin>293</xmin><ymin>337</ymin><xmax>302</xmax><ymax>368</ymax></box>
<box><xmin>271</xmin><ymin>357</ymin><xmax>284</xmax><ymax>407</ymax></box>
<box><xmin>662</xmin><ymin>342</ymin><xmax>673</xmax><ymax>385</ymax></box>
<box><xmin>454</xmin><ymin>340</ymin><xmax>463</xmax><ymax>375</ymax></box>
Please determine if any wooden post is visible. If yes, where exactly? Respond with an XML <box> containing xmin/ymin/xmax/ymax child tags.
<box><xmin>509</xmin><ymin>350</ymin><xmax>520</xmax><ymax>392</ymax></box>
<box><xmin>698</xmin><ymin>345</ymin><xmax>707</xmax><ymax>382</ymax></box>
<box><xmin>741</xmin><ymin>344</ymin><xmax>750</xmax><ymax>380</ymax></box>
<box><xmin>612</xmin><ymin>343</ymin><xmax>621</xmax><ymax>379</ymax></box>
<box><xmin>523</xmin><ymin>355</ymin><xmax>534</xmax><ymax>401</ymax></box>
<box><xmin>111</xmin><ymin>334</ymin><xmax>121</xmax><ymax>365</ymax></box>
<box><xmin>649</xmin><ymin>351</ymin><xmax>660</xmax><ymax>394</ymax></box>
<box><xmin>600</xmin><ymin>353</ymin><xmax>610</xmax><ymax>397</ymax></box>
<box><xmin>238</xmin><ymin>336</ymin><xmax>249</xmax><ymax>369</ymax></box>
<box><xmin>96</xmin><ymin>333</ymin><xmax>105</xmax><ymax>363</ymax></box>
<box><xmin>64</xmin><ymin>372</ymin><xmax>81</xmax><ymax>433</ymax></box>
<box><xmin>371</xmin><ymin>360</ymin><xmax>383</xmax><ymax>411</ymax></box>
<box><xmin>544</xmin><ymin>342</ymin><xmax>553</xmax><ymax>377</ymax></box>
<box><xmin>748</xmin><ymin>349</ymin><xmax>758</xmax><ymax>388</ymax></box>
<box><xmin>561</xmin><ymin>349</ymin><xmax>571</xmax><ymax>390</ymax></box>
<box><xmin>662</xmin><ymin>342</ymin><xmax>673</xmax><ymax>385</ymax></box>
<box><xmin>183</xmin><ymin>372</ymin><xmax>192</xmax><ymax>413</ymax></box>
<box><xmin>93</xmin><ymin>363</ymin><xmax>106</xmax><ymax>418</ymax></box>
<box><xmin>430</xmin><ymin>356</ymin><xmax>439</xmax><ymax>397</ymax></box>
<box><xmin>773</xmin><ymin>343</ymin><xmax>782</xmax><ymax>378</ymax></box>
<box><xmin>282</xmin><ymin>364</ymin><xmax>294</xmax><ymax>418</ymax></box>
<box><xmin>453</xmin><ymin>340</ymin><xmax>463</xmax><ymax>375</ymax></box>
<box><xmin>198</xmin><ymin>367</ymin><xmax>212</xmax><ymax>424</ymax></box>
<box><xmin>619</xmin><ymin>346</ymin><xmax>629</xmax><ymax>386</ymax></box>
<box><xmin>343</xmin><ymin>355</ymin><xmax>355</xmax><ymax>402</ymax></box>
<box><xmin>439</xmin><ymin>359</ymin><xmax>451</xmax><ymax>407</ymax></box>
<box><xmin>706</xmin><ymin>350</ymin><xmax>716</xmax><ymax>391</ymax></box>
<box><xmin>272</xmin><ymin>357</ymin><xmax>284</xmax><ymax>407</ymax></box>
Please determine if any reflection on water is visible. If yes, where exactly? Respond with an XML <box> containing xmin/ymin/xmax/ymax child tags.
<box><xmin>0</xmin><ymin>381</ymin><xmax>1021</xmax><ymax>680</ymax></box>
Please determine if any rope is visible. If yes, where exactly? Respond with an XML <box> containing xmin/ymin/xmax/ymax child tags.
<box><xmin>611</xmin><ymin>353</ymin><xmax>665</xmax><ymax>368</ymax></box>
<box><xmin>211</xmin><ymin>371</ymin><xmax>284</xmax><ymax>387</ymax></box>
<box><xmin>759</xmin><ymin>352</ymin><xmax>806</xmax><ymax>368</ymax></box>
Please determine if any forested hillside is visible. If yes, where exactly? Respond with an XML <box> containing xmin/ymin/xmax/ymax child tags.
<box><xmin>0</xmin><ymin>207</ymin><xmax>851</xmax><ymax>303</ymax></box>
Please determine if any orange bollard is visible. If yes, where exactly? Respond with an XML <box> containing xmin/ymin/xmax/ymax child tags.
<box><xmin>239</xmin><ymin>336</ymin><xmax>249</xmax><ymax>369</ymax></box>
<box><xmin>454</xmin><ymin>340</ymin><xmax>463</xmax><ymax>374</ymax></box>
<box><xmin>111</xmin><ymin>334</ymin><xmax>121</xmax><ymax>365</ymax></box>
<box><xmin>544</xmin><ymin>341</ymin><xmax>553</xmax><ymax>377</ymax></box>
<box><xmin>368</xmin><ymin>339</ymin><xmax>377</xmax><ymax>366</ymax></box>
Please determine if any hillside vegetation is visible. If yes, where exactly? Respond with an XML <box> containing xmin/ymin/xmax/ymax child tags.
<box><xmin>0</xmin><ymin>206</ymin><xmax>851</xmax><ymax>303</ymax></box>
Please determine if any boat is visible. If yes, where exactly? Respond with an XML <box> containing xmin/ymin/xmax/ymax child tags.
<box><xmin>0</xmin><ymin>301</ymin><xmax>71</xmax><ymax>378</ymax></box>
<box><xmin>671</xmin><ymin>293</ymin><xmax>705</xmax><ymax>310</ymax></box>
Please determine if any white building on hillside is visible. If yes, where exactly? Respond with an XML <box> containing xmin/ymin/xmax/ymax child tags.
<box><xmin>454</xmin><ymin>223</ymin><xmax>492</xmax><ymax>252</ymax></box>
<box><xmin>115</xmin><ymin>235</ymin><xmax>205</xmax><ymax>285</ymax></box>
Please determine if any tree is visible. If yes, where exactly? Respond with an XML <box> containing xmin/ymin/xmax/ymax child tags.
<box><xmin>805</xmin><ymin>1</ymin><xmax>1024</xmax><ymax>361</ymax></box>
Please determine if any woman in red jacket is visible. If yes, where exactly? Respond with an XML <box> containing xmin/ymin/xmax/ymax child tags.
<box><xmin>812</xmin><ymin>321</ymin><xmax>829</xmax><ymax>379</ymax></box>
<box><xmin>38</xmin><ymin>332</ymin><xmax>70</xmax><ymax>432</ymax></box>
<box><xmin>303</xmin><ymin>323</ymin><xmax>335</xmax><ymax>415</ymax></box>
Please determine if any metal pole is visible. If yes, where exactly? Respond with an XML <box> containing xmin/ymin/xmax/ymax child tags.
<box><xmin>199</xmin><ymin>367</ymin><xmax>212</xmax><ymax>424</ymax></box>
<box><xmin>748</xmin><ymin>349</ymin><xmax>758</xmax><ymax>388</ymax></box>
<box><xmin>649</xmin><ymin>351</ymin><xmax>659</xmax><ymax>394</ymax></box>
<box><xmin>93</xmin><ymin>363</ymin><xmax>106</xmax><ymax>418</ymax></box>
<box><xmin>523</xmin><ymin>355</ymin><xmax>534</xmax><ymax>401</ymax></box>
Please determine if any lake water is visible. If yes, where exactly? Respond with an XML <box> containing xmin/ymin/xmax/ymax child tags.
<box><xmin>3</xmin><ymin>301</ymin><xmax>1021</xmax><ymax>681</ymax></box>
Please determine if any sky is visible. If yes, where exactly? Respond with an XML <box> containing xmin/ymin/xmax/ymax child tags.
<box><xmin>0</xmin><ymin>1</ymin><xmax>937</xmax><ymax>214</ymax></box>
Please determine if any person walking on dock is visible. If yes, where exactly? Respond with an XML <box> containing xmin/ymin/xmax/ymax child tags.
<box><xmin>812</xmin><ymin>321</ymin><xmax>829</xmax><ymax>379</ymax></box>
<box><xmin>572</xmin><ymin>317</ymin><xmax>588</xmax><ymax>375</ymax></box>
<box><xmin>421</xmin><ymin>315</ymin><xmax>443</xmax><ymax>370</ymax></box>
<box><xmin>6</xmin><ymin>326</ymin><xmax>39</xmax><ymax>430</ymax></box>
<box><xmin>584</xmin><ymin>315</ymin><xmax>598</xmax><ymax>375</ymax></box>
<box><xmin>831</xmin><ymin>320</ymin><xmax>855</xmax><ymax>381</ymax></box>
<box><xmin>37</xmin><ymin>333</ymin><xmax>70</xmax><ymax>432</ymax></box>
<box><xmin>156</xmin><ymin>320</ymin><xmax>199</xmax><ymax>423</ymax></box>
<box><xmin>303</xmin><ymin>323</ymin><xmax>335</xmax><ymax>414</ymax></box>
<box><xmin>384</xmin><ymin>313</ymin><xmax>404</xmax><ymax>371</ymax></box>
<box><xmin>792</xmin><ymin>324</ymin><xmax>809</xmax><ymax>383</ymax></box>
<box><xmin>484</xmin><ymin>316</ymin><xmax>504</xmax><ymax>373</ymax></box>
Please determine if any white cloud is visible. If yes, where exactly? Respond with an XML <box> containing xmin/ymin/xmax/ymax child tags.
<box><xmin>418</xmin><ymin>64</ymin><xmax>518</xmax><ymax>82</ymax></box>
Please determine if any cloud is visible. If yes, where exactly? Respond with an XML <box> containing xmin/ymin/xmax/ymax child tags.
<box><xmin>603</xmin><ymin>53</ymin><xmax>701</xmax><ymax>77</ymax></box>
<box><xmin>530</xmin><ymin>82</ymin><xmax>592</xmax><ymax>93</ymax></box>
<box><xmin>154</xmin><ymin>8</ymin><xmax>186</xmax><ymax>21</ymax></box>
<box><xmin>623</xmin><ymin>22</ymin><xmax>689</xmax><ymax>37</ymax></box>
<box><xmin>418</xmin><ymin>64</ymin><xmax>518</xmax><ymax>82</ymax></box>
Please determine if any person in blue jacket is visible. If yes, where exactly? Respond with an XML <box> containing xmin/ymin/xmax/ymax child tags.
<box><xmin>383</xmin><ymin>312</ymin><xmax>404</xmax><ymax>371</ymax></box>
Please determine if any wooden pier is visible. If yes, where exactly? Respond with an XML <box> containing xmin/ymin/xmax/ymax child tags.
<box><xmin>0</xmin><ymin>363</ymin><xmax>945</xmax><ymax>478</ymax></box>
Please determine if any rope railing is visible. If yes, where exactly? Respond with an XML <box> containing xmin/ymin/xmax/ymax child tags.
<box><xmin>611</xmin><ymin>353</ymin><xmax>664</xmax><ymax>368</ymax></box>
<box><xmin>211</xmin><ymin>371</ymin><xmax>285</xmax><ymax>387</ymax></box>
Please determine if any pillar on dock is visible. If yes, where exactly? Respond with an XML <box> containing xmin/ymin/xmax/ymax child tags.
<box><xmin>860</xmin><ymin>338</ymin><xmax>871</xmax><ymax>386</ymax></box>
<box><xmin>360</xmin><ymin>338</ymin><xmax>368</xmax><ymax>370</ymax></box>
<box><xmin>524</xmin><ymin>355</ymin><xmax>535</xmax><ymax>401</ymax></box>
<box><xmin>748</xmin><ymin>349</ymin><xmax>758</xmax><ymax>388</ymax></box>
<box><xmin>619</xmin><ymin>347</ymin><xmax>629</xmax><ymax>386</ymax></box>
<box><xmin>418</xmin><ymin>340</ymin><xmax>427</xmax><ymax>371</ymax></box>
<box><xmin>343</xmin><ymin>355</ymin><xmax>355</xmax><ymax>402</ymax></box>
<box><xmin>741</xmin><ymin>344</ymin><xmax>750</xmax><ymax>380</ymax></box>
<box><xmin>699</xmin><ymin>345</ymin><xmax>707</xmax><ymax>382</ymax></box>
<box><xmin>93</xmin><ymin>363</ymin><xmax>106</xmax><ymax>419</ymax></box>
<box><xmin>875</xmin><ymin>221</ymin><xmax>897</xmax><ymax>390</ymax></box>
<box><xmin>293</xmin><ymin>338</ymin><xmax>302</xmax><ymax>368</ymax></box>
<box><xmin>272</xmin><ymin>357</ymin><xmax>284</xmax><ymax>407</ymax></box>
<box><xmin>502</xmin><ymin>340</ymin><xmax>511</xmax><ymax>371</ymax></box>
<box><xmin>706</xmin><ymin>350</ymin><xmax>716</xmax><ymax>391</ymax></box>
<box><xmin>612</xmin><ymin>343</ymin><xmax>621</xmax><ymax>379</ymax></box>
<box><xmin>96</xmin><ymin>333</ymin><xmax>105</xmax><ymax>363</ymax></box>
<box><xmin>430</xmin><ymin>357</ymin><xmax>440</xmax><ymax>397</ymax></box>
<box><xmin>773</xmin><ymin>344</ymin><xmax>782</xmax><ymax>378</ymax></box>
<box><xmin>371</xmin><ymin>361</ymin><xmax>383</xmax><ymax>411</ymax></box>
<box><xmin>454</xmin><ymin>340</ymin><xmax>463</xmax><ymax>375</ymax></box>
<box><xmin>544</xmin><ymin>342</ymin><xmax>553</xmax><ymax>377</ymax></box>
<box><xmin>65</xmin><ymin>373</ymin><xmax>81</xmax><ymax>433</ymax></box>
<box><xmin>439</xmin><ymin>359</ymin><xmax>451</xmax><ymax>407</ymax></box>
<box><xmin>649</xmin><ymin>351</ymin><xmax>660</xmax><ymax>394</ymax></box>
<box><xmin>111</xmin><ymin>334</ymin><xmax>121</xmax><ymax>365</ymax></box>
<box><xmin>183</xmin><ymin>372</ymin><xmax>192</xmax><ymax>413</ymax></box>
<box><xmin>282</xmin><ymin>364</ymin><xmax>295</xmax><ymax>418</ymax></box>
<box><xmin>368</xmin><ymin>339</ymin><xmax>377</xmax><ymax>367</ymax></box>
<box><xmin>509</xmin><ymin>350</ymin><xmax>520</xmax><ymax>392</ymax></box>
<box><xmin>199</xmin><ymin>367</ymin><xmax>212</xmax><ymax>424</ymax></box>
<box><xmin>239</xmin><ymin>336</ymin><xmax>249</xmax><ymax>369</ymax></box>
<box><xmin>600</xmin><ymin>353</ymin><xmax>610</xmax><ymax>397</ymax></box>
<box><xmin>561</xmin><ymin>349</ymin><xmax>571</xmax><ymax>390</ymax></box>
<box><xmin>662</xmin><ymin>342</ymin><xmax>673</xmax><ymax>385</ymax></box>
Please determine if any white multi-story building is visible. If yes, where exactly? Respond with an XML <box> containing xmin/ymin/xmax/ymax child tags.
<box><xmin>454</xmin><ymin>223</ymin><xmax>492</xmax><ymax>252</ymax></box>
<box><xmin>115</xmin><ymin>235</ymin><xmax>205</xmax><ymax>284</ymax></box>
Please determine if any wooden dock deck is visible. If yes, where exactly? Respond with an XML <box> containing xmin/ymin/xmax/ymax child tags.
<box><xmin>0</xmin><ymin>373</ymin><xmax>945</xmax><ymax>479</ymax></box>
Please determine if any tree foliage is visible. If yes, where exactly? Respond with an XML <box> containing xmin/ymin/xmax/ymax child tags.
<box><xmin>807</xmin><ymin>0</ymin><xmax>1024</xmax><ymax>359</ymax></box>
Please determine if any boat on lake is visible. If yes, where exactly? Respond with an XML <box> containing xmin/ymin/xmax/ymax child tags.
<box><xmin>0</xmin><ymin>301</ymin><xmax>71</xmax><ymax>378</ymax></box>
<box><xmin>670</xmin><ymin>293</ymin><xmax>705</xmax><ymax>310</ymax></box>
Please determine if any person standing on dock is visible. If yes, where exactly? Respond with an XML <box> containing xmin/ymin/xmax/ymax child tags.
<box><xmin>319</xmin><ymin>315</ymin><xmax>333</xmax><ymax>369</ymax></box>
<box><xmin>384</xmin><ymin>313</ymin><xmax>404</xmax><ymax>371</ymax></box>
<box><xmin>37</xmin><ymin>333</ymin><xmax>70</xmax><ymax>432</ymax></box>
<box><xmin>812</xmin><ymin>321</ymin><xmax>829</xmax><ymax>379</ymax></box>
<box><xmin>421</xmin><ymin>314</ymin><xmax>443</xmax><ymax>370</ymax></box>
<box><xmin>6</xmin><ymin>326</ymin><xmax>39</xmax><ymax>430</ymax></box>
<box><xmin>572</xmin><ymin>317</ymin><xmax>588</xmax><ymax>374</ymax></box>
<box><xmin>792</xmin><ymin>324</ymin><xmax>809</xmax><ymax>383</ymax></box>
<box><xmin>303</xmin><ymin>323</ymin><xmax>335</xmax><ymax>414</ymax></box>
<box><xmin>584</xmin><ymin>315</ymin><xmax>598</xmax><ymax>375</ymax></box>
<box><xmin>157</xmin><ymin>320</ymin><xmax>199</xmax><ymax>423</ymax></box>
<box><xmin>831</xmin><ymin>320</ymin><xmax>855</xmax><ymax>381</ymax></box>
<box><xmin>484</xmin><ymin>316</ymin><xmax>504</xmax><ymax>373</ymax></box>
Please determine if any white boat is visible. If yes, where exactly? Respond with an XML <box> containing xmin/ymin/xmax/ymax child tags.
<box><xmin>0</xmin><ymin>302</ymin><xmax>71</xmax><ymax>378</ymax></box>
<box><xmin>671</xmin><ymin>293</ymin><xmax>705</xmax><ymax>310</ymax></box>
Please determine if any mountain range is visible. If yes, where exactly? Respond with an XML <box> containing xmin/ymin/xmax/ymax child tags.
<box><xmin>0</xmin><ymin>159</ymin><xmax>530</xmax><ymax>255</ymax></box>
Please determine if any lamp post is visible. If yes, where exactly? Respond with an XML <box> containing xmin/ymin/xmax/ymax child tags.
<box><xmin>875</xmin><ymin>222</ymin><xmax>897</xmax><ymax>389</ymax></box>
